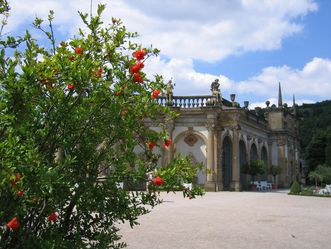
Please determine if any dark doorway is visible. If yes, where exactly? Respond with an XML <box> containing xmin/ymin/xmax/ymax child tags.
<box><xmin>222</xmin><ymin>136</ymin><xmax>232</xmax><ymax>190</ymax></box>
<box><xmin>261</xmin><ymin>146</ymin><xmax>268</xmax><ymax>180</ymax></box>
<box><xmin>239</xmin><ymin>140</ymin><xmax>247</xmax><ymax>187</ymax></box>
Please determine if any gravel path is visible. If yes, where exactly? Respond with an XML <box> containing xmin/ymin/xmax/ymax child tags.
<box><xmin>118</xmin><ymin>190</ymin><xmax>331</xmax><ymax>249</ymax></box>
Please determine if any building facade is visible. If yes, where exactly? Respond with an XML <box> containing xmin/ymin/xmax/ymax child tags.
<box><xmin>147</xmin><ymin>79</ymin><xmax>300</xmax><ymax>191</ymax></box>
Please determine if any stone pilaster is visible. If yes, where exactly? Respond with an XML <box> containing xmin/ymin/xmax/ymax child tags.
<box><xmin>205</xmin><ymin>118</ymin><xmax>216</xmax><ymax>191</ymax></box>
<box><xmin>268</xmin><ymin>141</ymin><xmax>273</xmax><ymax>182</ymax></box>
<box><xmin>231</xmin><ymin>125</ymin><xmax>240</xmax><ymax>191</ymax></box>
<box><xmin>163</xmin><ymin>119</ymin><xmax>175</xmax><ymax>165</ymax></box>
<box><xmin>217</xmin><ymin>128</ymin><xmax>224</xmax><ymax>191</ymax></box>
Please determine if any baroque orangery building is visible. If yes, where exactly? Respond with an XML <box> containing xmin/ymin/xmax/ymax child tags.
<box><xmin>145</xmin><ymin>79</ymin><xmax>300</xmax><ymax>191</ymax></box>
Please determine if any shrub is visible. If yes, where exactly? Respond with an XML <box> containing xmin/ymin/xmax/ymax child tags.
<box><xmin>290</xmin><ymin>180</ymin><xmax>301</xmax><ymax>194</ymax></box>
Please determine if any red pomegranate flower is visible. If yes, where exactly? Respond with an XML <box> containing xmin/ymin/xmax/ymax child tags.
<box><xmin>137</xmin><ymin>61</ymin><xmax>144</xmax><ymax>69</ymax></box>
<box><xmin>151</xmin><ymin>90</ymin><xmax>161</xmax><ymax>99</ymax></box>
<box><xmin>17</xmin><ymin>190</ymin><xmax>23</xmax><ymax>197</ymax></box>
<box><xmin>163</xmin><ymin>138</ymin><xmax>172</xmax><ymax>149</ymax></box>
<box><xmin>74</xmin><ymin>47</ymin><xmax>83</xmax><ymax>55</ymax></box>
<box><xmin>147</xmin><ymin>141</ymin><xmax>157</xmax><ymax>150</ymax></box>
<box><xmin>67</xmin><ymin>84</ymin><xmax>74</xmax><ymax>90</ymax></box>
<box><xmin>48</xmin><ymin>212</ymin><xmax>58</xmax><ymax>222</ymax></box>
<box><xmin>133</xmin><ymin>49</ymin><xmax>145</xmax><ymax>61</ymax></box>
<box><xmin>7</xmin><ymin>217</ymin><xmax>20</xmax><ymax>230</ymax></box>
<box><xmin>130</xmin><ymin>62</ymin><xmax>144</xmax><ymax>74</ymax></box>
<box><xmin>152</xmin><ymin>176</ymin><xmax>164</xmax><ymax>186</ymax></box>
<box><xmin>133</xmin><ymin>73</ymin><xmax>143</xmax><ymax>83</ymax></box>
<box><xmin>96</xmin><ymin>67</ymin><xmax>103</xmax><ymax>78</ymax></box>
<box><xmin>130</xmin><ymin>64</ymin><xmax>140</xmax><ymax>74</ymax></box>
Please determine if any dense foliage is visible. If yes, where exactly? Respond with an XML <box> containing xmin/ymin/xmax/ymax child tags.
<box><xmin>0</xmin><ymin>4</ymin><xmax>203</xmax><ymax>248</ymax></box>
<box><xmin>308</xmin><ymin>164</ymin><xmax>331</xmax><ymax>186</ymax></box>
<box><xmin>298</xmin><ymin>100</ymin><xmax>331</xmax><ymax>171</ymax></box>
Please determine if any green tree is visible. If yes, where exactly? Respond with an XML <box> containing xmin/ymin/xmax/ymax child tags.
<box><xmin>0</xmin><ymin>5</ymin><xmax>202</xmax><ymax>248</ymax></box>
<box><xmin>269</xmin><ymin>165</ymin><xmax>282</xmax><ymax>184</ymax></box>
<box><xmin>244</xmin><ymin>160</ymin><xmax>265</xmax><ymax>182</ymax></box>
<box><xmin>308</xmin><ymin>170</ymin><xmax>323</xmax><ymax>187</ymax></box>
<box><xmin>316</xmin><ymin>164</ymin><xmax>331</xmax><ymax>184</ymax></box>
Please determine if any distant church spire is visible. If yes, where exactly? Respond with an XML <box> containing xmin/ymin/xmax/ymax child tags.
<box><xmin>292</xmin><ymin>94</ymin><xmax>297</xmax><ymax>115</ymax></box>
<box><xmin>278</xmin><ymin>82</ymin><xmax>283</xmax><ymax>107</ymax></box>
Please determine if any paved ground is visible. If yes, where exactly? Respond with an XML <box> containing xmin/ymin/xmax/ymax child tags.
<box><xmin>118</xmin><ymin>190</ymin><xmax>331</xmax><ymax>249</ymax></box>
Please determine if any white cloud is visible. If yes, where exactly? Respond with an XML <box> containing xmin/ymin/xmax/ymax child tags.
<box><xmin>144</xmin><ymin>56</ymin><xmax>331</xmax><ymax>107</ymax></box>
<box><xmin>144</xmin><ymin>57</ymin><xmax>233</xmax><ymax>95</ymax></box>
<box><xmin>4</xmin><ymin>0</ymin><xmax>328</xmax><ymax>106</ymax></box>
<box><xmin>5</xmin><ymin>0</ymin><xmax>318</xmax><ymax>62</ymax></box>
<box><xmin>235</xmin><ymin>57</ymin><xmax>331</xmax><ymax>100</ymax></box>
<box><xmin>113</xmin><ymin>0</ymin><xmax>318</xmax><ymax>62</ymax></box>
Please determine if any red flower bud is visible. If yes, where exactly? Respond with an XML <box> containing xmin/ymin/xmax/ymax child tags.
<box><xmin>17</xmin><ymin>191</ymin><xmax>23</xmax><ymax>197</ymax></box>
<box><xmin>67</xmin><ymin>84</ymin><xmax>74</xmax><ymax>90</ymax></box>
<box><xmin>151</xmin><ymin>90</ymin><xmax>161</xmax><ymax>99</ymax></box>
<box><xmin>152</xmin><ymin>176</ymin><xmax>164</xmax><ymax>186</ymax></box>
<box><xmin>133</xmin><ymin>49</ymin><xmax>145</xmax><ymax>61</ymax></box>
<box><xmin>69</xmin><ymin>55</ymin><xmax>75</xmax><ymax>61</ymax></box>
<box><xmin>96</xmin><ymin>68</ymin><xmax>103</xmax><ymax>78</ymax></box>
<box><xmin>7</xmin><ymin>217</ymin><xmax>20</xmax><ymax>230</ymax></box>
<box><xmin>48</xmin><ymin>212</ymin><xmax>58</xmax><ymax>222</ymax></box>
<box><xmin>130</xmin><ymin>64</ymin><xmax>140</xmax><ymax>74</ymax></box>
<box><xmin>133</xmin><ymin>73</ymin><xmax>143</xmax><ymax>83</ymax></box>
<box><xmin>163</xmin><ymin>138</ymin><xmax>172</xmax><ymax>149</ymax></box>
<box><xmin>74</xmin><ymin>47</ymin><xmax>83</xmax><ymax>55</ymax></box>
<box><xmin>147</xmin><ymin>141</ymin><xmax>157</xmax><ymax>151</ymax></box>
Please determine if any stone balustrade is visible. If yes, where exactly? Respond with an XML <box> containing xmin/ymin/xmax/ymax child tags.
<box><xmin>158</xmin><ymin>95</ymin><xmax>219</xmax><ymax>108</ymax></box>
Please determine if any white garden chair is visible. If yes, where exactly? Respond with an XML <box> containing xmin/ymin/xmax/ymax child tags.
<box><xmin>183</xmin><ymin>183</ymin><xmax>192</xmax><ymax>190</ymax></box>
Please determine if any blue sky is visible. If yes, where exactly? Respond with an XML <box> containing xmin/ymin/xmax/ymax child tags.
<box><xmin>203</xmin><ymin>0</ymin><xmax>331</xmax><ymax>80</ymax></box>
<box><xmin>3</xmin><ymin>0</ymin><xmax>331</xmax><ymax>108</ymax></box>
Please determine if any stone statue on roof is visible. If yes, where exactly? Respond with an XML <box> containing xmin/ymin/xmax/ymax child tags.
<box><xmin>211</xmin><ymin>79</ymin><xmax>220</xmax><ymax>92</ymax></box>
<box><xmin>166</xmin><ymin>79</ymin><xmax>174</xmax><ymax>95</ymax></box>
<box><xmin>165</xmin><ymin>79</ymin><xmax>174</xmax><ymax>106</ymax></box>
<box><xmin>211</xmin><ymin>79</ymin><xmax>221</xmax><ymax>105</ymax></box>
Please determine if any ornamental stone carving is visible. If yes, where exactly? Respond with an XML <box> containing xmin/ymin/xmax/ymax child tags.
<box><xmin>184</xmin><ymin>134</ymin><xmax>198</xmax><ymax>146</ymax></box>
